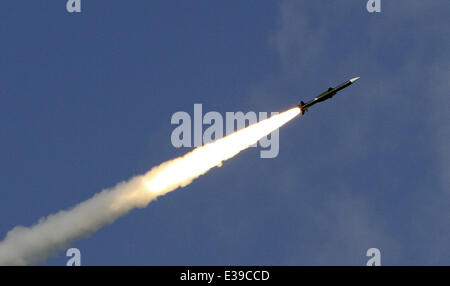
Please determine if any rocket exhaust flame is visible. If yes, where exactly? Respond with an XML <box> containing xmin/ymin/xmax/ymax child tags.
<box><xmin>0</xmin><ymin>107</ymin><xmax>301</xmax><ymax>265</ymax></box>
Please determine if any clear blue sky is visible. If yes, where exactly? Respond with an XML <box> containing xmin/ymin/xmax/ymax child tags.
<box><xmin>0</xmin><ymin>1</ymin><xmax>449</xmax><ymax>265</ymax></box>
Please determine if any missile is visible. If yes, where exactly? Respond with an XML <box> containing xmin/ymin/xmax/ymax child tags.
<box><xmin>298</xmin><ymin>77</ymin><xmax>360</xmax><ymax>114</ymax></box>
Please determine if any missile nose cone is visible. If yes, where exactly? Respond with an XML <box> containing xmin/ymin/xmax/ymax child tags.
<box><xmin>350</xmin><ymin>77</ymin><xmax>360</xmax><ymax>83</ymax></box>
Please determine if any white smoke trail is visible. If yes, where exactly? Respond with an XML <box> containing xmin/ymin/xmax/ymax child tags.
<box><xmin>0</xmin><ymin>107</ymin><xmax>300</xmax><ymax>265</ymax></box>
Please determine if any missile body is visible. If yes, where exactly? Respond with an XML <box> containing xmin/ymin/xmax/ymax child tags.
<box><xmin>298</xmin><ymin>77</ymin><xmax>360</xmax><ymax>114</ymax></box>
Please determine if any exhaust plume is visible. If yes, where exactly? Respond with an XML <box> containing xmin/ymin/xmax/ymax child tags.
<box><xmin>0</xmin><ymin>107</ymin><xmax>301</xmax><ymax>265</ymax></box>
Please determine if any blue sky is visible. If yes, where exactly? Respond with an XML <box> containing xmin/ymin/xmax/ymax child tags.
<box><xmin>0</xmin><ymin>1</ymin><xmax>449</xmax><ymax>265</ymax></box>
